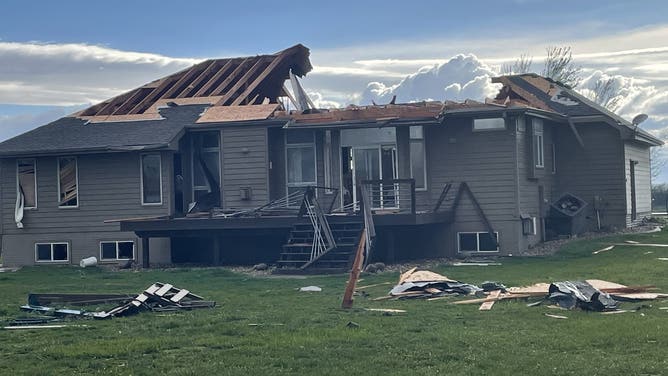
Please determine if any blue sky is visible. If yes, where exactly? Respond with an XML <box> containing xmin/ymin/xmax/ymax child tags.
<box><xmin>2</xmin><ymin>0</ymin><xmax>668</xmax><ymax>179</ymax></box>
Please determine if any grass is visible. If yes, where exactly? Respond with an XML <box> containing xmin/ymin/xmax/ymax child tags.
<box><xmin>1</xmin><ymin>230</ymin><xmax>668</xmax><ymax>375</ymax></box>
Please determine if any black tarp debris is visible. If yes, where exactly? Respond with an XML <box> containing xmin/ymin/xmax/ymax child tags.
<box><xmin>386</xmin><ymin>268</ymin><xmax>482</xmax><ymax>299</ymax></box>
<box><xmin>547</xmin><ymin>281</ymin><xmax>618</xmax><ymax>311</ymax></box>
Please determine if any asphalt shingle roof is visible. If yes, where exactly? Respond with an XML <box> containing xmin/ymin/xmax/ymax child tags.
<box><xmin>0</xmin><ymin>105</ymin><xmax>208</xmax><ymax>156</ymax></box>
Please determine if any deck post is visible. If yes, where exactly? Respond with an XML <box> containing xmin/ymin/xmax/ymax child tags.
<box><xmin>212</xmin><ymin>236</ymin><xmax>221</xmax><ymax>266</ymax></box>
<box><xmin>141</xmin><ymin>236</ymin><xmax>150</xmax><ymax>269</ymax></box>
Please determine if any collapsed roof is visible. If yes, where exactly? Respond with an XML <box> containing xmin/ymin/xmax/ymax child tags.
<box><xmin>76</xmin><ymin>44</ymin><xmax>311</xmax><ymax>122</ymax></box>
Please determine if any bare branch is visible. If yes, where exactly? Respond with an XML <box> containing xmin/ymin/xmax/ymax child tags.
<box><xmin>541</xmin><ymin>46</ymin><xmax>581</xmax><ymax>88</ymax></box>
<box><xmin>590</xmin><ymin>77</ymin><xmax>623</xmax><ymax>111</ymax></box>
<box><xmin>501</xmin><ymin>54</ymin><xmax>533</xmax><ymax>75</ymax></box>
<box><xmin>651</xmin><ymin>147</ymin><xmax>666</xmax><ymax>181</ymax></box>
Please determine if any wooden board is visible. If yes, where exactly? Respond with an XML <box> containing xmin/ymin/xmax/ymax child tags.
<box><xmin>479</xmin><ymin>290</ymin><xmax>501</xmax><ymax>311</ymax></box>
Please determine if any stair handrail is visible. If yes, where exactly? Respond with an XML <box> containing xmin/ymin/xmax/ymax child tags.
<box><xmin>359</xmin><ymin>182</ymin><xmax>376</xmax><ymax>264</ymax></box>
<box><xmin>301</xmin><ymin>187</ymin><xmax>337</xmax><ymax>269</ymax></box>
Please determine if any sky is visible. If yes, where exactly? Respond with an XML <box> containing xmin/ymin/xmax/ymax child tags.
<box><xmin>2</xmin><ymin>0</ymin><xmax>668</xmax><ymax>179</ymax></box>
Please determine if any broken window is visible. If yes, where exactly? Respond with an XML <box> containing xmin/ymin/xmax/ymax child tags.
<box><xmin>191</xmin><ymin>131</ymin><xmax>220</xmax><ymax>201</ymax></box>
<box><xmin>533</xmin><ymin>119</ymin><xmax>544</xmax><ymax>168</ymax></box>
<box><xmin>35</xmin><ymin>242</ymin><xmax>69</xmax><ymax>262</ymax></box>
<box><xmin>58</xmin><ymin>157</ymin><xmax>78</xmax><ymax>207</ymax></box>
<box><xmin>286</xmin><ymin>130</ymin><xmax>316</xmax><ymax>197</ymax></box>
<box><xmin>410</xmin><ymin>126</ymin><xmax>426</xmax><ymax>190</ymax></box>
<box><xmin>473</xmin><ymin>118</ymin><xmax>505</xmax><ymax>131</ymax></box>
<box><xmin>17</xmin><ymin>159</ymin><xmax>36</xmax><ymax>208</ymax></box>
<box><xmin>141</xmin><ymin>154</ymin><xmax>162</xmax><ymax>204</ymax></box>
<box><xmin>458</xmin><ymin>232</ymin><xmax>499</xmax><ymax>252</ymax></box>
<box><xmin>100</xmin><ymin>241</ymin><xmax>135</xmax><ymax>260</ymax></box>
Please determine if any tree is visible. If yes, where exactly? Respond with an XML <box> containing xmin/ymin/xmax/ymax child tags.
<box><xmin>502</xmin><ymin>46</ymin><xmax>582</xmax><ymax>87</ymax></box>
<box><xmin>589</xmin><ymin>76</ymin><xmax>623</xmax><ymax>112</ymax></box>
<box><xmin>500</xmin><ymin>54</ymin><xmax>533</xmax><ymax>75</ymax></box>
<box><xmin>651</xmin><ymin>147</ymin><xmax>666</xmax><ymax>181</ymax></box>
<box><xmin>541</xmin><ymin>46</ymin><xmax>581</xmax><ymax>88</ymax></box>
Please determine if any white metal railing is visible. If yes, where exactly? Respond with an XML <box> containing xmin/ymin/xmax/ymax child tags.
<box><xmin>302</xmin><ymin>190</ymin><xmax>336</xmax><ymax>268</ymax></box>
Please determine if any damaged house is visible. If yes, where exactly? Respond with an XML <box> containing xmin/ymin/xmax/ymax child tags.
<box><xmin>0</xmin><ymin>44</ymin><xmax>661</xmax><ymax>270</ymax></box>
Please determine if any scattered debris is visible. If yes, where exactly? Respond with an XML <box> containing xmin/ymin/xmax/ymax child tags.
<box><xmin>79</xmin><ymin>256</ymin><xmax>98</xmax><ymax>268</ymax></box>
<box><xmin>346</xmin><ymin>321</ymin><xmax>360</xmax><ymax>329</ymax></box>
<box><xmin>299</xmin><ymin>286</ymin><xmax>322</xmax><ymax>292</ymax></box>
<box><xmin>658</xmin><ymin>258</ymin><xmax>668</xmax><ymax>261</ymax></box>
<box><xmin>4</xmin><ymin>324</ymin><xmax>87</xmax><ymax>330</ymax></box>
<box><xmin>625</xmin><ymin>240</ymin><xmax>640</xmax><ymax>244</ymax></box>
<box><xmin>386</xmin><ymin>269</ymin><xmax>482</xmax><ymax>300</ymax></box>
<box><xmin>363</xmin><ymin>308</ymin><xmax>406</xmax><ymax>313</ymax></box>
<box><xmin>548</xmin><ymin>281</ymin><xmax>618</xmax><ymax>311</ymax></box>
<box><xmin>614</xmin><ymin>243</ymin><xmax>668</xmax><ymax>247</ymax></box>
<box><xmin>18</xmin><ymin>282</ymin><xmax>215</xmax><ymax>321</ymax></box>
<box><xmin>451</xmin><ymin>262</ymin><xmax>502</xmax><ymax>266</ymax></box>
<box><xmin>364</xmin><ymin>262</ymin><xmax>386</xmax><ymax>273</ymax></box>
<box><xmin>592</xmin><ymin>245</ymin><xmax>615</xmax><ymax>254</ymax></box>
<box><xmin>356</xmin><ymin>282</ymin><xmax>392</xmax><ymax>290</ymax></box>
<box><xmin>253</xmin><ymin>263</ymin><xmax>269</xmax><ymax>271</ymax></box>
<box><xmin>0</xmin><ymin>266</ymin><xmax>20</xmax><ymax>273</ymax></box>
<box><xmin>479</xmin><ymin>290</ymin><xmax>501</xmax><ymax>311</ymax></box>
<box><xmin>544</xmin><ymin>313</ymin><xmax>568</xmax><ymax>319</ymax></box>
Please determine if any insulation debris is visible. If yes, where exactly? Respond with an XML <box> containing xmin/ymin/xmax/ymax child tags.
<box><xmin>15</xmin><ymin>282</ymin><xmax>215</xmax><ymax>324</ymax></box>
<box><xmin>386</xmin><ymin>269</ymin><xmax>482</xmax><ymax>300</ymax></box>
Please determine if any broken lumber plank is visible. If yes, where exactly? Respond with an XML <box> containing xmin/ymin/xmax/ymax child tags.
<box><xmin>356</xmin><ymin>282</ymin><xmax>391</xmax><ymax>290</ymax></box>
<box><xmin>592</xmin><ymin>245</ymin><xmax>615</xmax><ymax>254</ymax></box>
<box><xmin>613</xmin><ymin>243</ymin><xmax>668</xmax><ymax>247</ymax></box>
<box><xmin>170</xmin><ymin>289</ymin><xmax>190</xmax><ymax>303</ymax></box>
<box><xmin>451</xmin><ymin>293</ymin><xmax>533</xmax><ymax>305</ymax></box>
<box><xmin>363</xmin><ymin>308</ymin><xmax>406</xmax><ymax>313</ymax></box>
<box><xmin>341</xmin><ymin>229</ymin><xmax>367</xmax><ymax>309</ymax></box>
<box><xmin>154</xmin><ymin>284</ymin><xmax>174</xmax><ymax>297</ymax></box>
<box><xmin>479</xmin><ymin>290</ymin><xmax>501</xmax><ymax>311</ymax></box>
<box><xmin>544</xmin><ymin>313</ymin><xmax>568</xmax><ymax>319</ymax></box>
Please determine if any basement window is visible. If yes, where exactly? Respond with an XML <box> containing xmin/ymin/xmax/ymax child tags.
<box><xmin>473</xmin><ymin>118</ymin><xmax>505</xmax><ymax>131</ymax></box>
<box><xmin>17</xmin><ymin>159</ymin><xmax>37</xmax><ymax>209</ymax></box>
<box><xmin>35</xmin><ymin>242</ymin><xmax>69</xmax><ymax>262</ymax></box>
<box><xmin>58</xmin><ymin>157</ymin><xmax>78</xmax><ymax>207</ymax></box>
<box><xmin>521</xmin><ymin>215</ymin><xmax>537</xmax><ymax>235</ymax></box>
<box><xmin>457</xmin><ymin>232</ymin><xmax>499</xmax><ymax>253</ymax></box>
<box><xmin>141</xmin><ymin>154</ymin><xmax>162</xmax><ymax>205</ymax></box>
<box><xmin>100</xmin><ymin>241</ymin><xmax>135</xmax><ymax>261</ymax></box>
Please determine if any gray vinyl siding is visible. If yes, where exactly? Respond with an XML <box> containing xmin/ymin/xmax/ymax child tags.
<box><xmin>220</xmin><ymin>126</ymin><xmax>269</xmax><ymax>209</ymax></box>
<box><xmin>427</xmin><ymin>117</ymin><xmax>520</xmax><ymax>255</ymax></box>
<box><xmin>1</xmin><ymin>152</ymin><xmax>172</xmax><ymax>266</ymax></box>
<box><xmin>552</xmin><ymin>122</ymin><xmax>626</xmax><ymax>230</ymax></box>
<box><xmin>624</xmin><ymin>141</ymin><xmax>652</xmax><ymax>224</ymax></box>
<box><xmin>516</xmin><ymin>116</ymin><xmax>557</xmax><ymax>250</ymax></box>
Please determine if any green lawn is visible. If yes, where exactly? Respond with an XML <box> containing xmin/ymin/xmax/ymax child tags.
<box><xmin>1</xmin><ymin>230</ymin><xmax>667</xmax><ymax>376</ymax></box>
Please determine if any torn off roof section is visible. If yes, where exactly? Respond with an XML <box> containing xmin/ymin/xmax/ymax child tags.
<box><xmin>76</xmin><ymin>44</ymin><xmax>311</xmax><ymax>118</ymax></box>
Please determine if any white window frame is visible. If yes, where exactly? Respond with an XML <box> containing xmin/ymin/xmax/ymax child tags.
<box><xmin>140</xmin><ymin>153</ymin><xmax>163</xmax><ymax>206</ymax></box>
<box><xmin>324</xmin><ymin>130</ymin><xmax>332</xmax><ymax>193</ymax></box>
<box><xmin>34</xmin><ymin>242</ymin><xmax>70</xmax><ymax>263</ymax></box>
<box><xmin>409</xmin><ymin>126</ymin><xmax>427</xmax><ymax>191</ymax></box>
<box><xmin>190</xmin><ymin>131</ymin><xmax>222</xmax><ymax>202</ymax></box>
<box><xmin>533</xmin><ymin>119</ymin><xmax>544</xmax><ymax>168</ymax></box>
<box><xmin>473</xmin><ymin>118</ymin><xmax>506</xmax><ymax>131</ymax></box>
<box><xmin>57</xmin><ymin>156</ymin><xmax>79</xmax><ymax>208</ymax></box>
<box><xmin>457</xmin><ymin>232</ymin><xmax>500</xmax><ymax>253</ymax></box>
<box><xmin>285</xmin><ymin>131</ymin><xmax>317</xmax><ymax>199</ymax></box>
<box><xmin>17</xmin><ymin>158</ymin><xmax>37</xmax><ymax>209</ymax></box>
<box><xmin>99</xmin><ymin>240</ymin><xmax>135</xmax><ymax>261</ymax></box>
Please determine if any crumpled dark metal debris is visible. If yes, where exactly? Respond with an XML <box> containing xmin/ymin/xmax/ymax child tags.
<box><xmin>481</xmin><ymin>281</ymin><xmax>507</xmax><ymax>293</ymax></box>
<box><xmin>548</xmin><ymin>281</ymin><xmax>618</xmax><ymax>311</ymax></box>
<box><xmin>17</xmin><ymin>282</ymin><xmax>215</xmax><ymax>322</ymax></box>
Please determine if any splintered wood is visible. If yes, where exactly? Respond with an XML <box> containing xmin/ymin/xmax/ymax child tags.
<box><xmin>479</xmin><ymin>290</ymin><xmax>501</xmax><ymax>311</ymax></box>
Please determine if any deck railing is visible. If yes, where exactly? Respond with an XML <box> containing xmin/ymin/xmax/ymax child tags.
<box><xmin>360</xmin><ymin>179</ymin><xmax>416</xmax><ymax>214</ymax></box>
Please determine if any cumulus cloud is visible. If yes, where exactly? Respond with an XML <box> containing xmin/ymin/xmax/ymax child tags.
<box><xmin>360</xmin><ymin>54</ymin><xmax>500</xmax><ymax>105</ymax></box>
<box><xmin>0</xmin><ymin>42</ymin><xmax>198</xmax><ymax>106</ymax></box>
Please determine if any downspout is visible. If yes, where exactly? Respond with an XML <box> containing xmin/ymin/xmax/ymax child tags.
<box><xmin>512</xmin><ymin>114</ymin><xmax>522</xmax><ymax>255</ymax></box>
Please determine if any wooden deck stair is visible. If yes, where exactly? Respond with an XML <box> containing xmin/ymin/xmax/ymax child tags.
<box><xmin>276</xmin><ymin>217</ymin><xmax>363</xmax><ymax>273</ymax></box>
